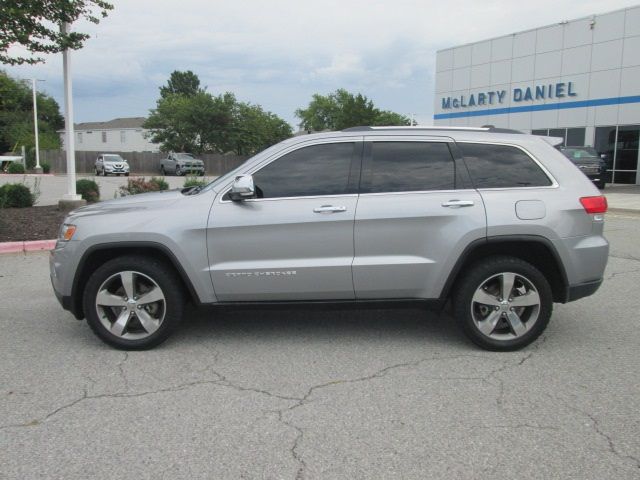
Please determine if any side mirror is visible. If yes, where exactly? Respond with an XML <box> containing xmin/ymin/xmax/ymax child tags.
<box><xmin>229</xmin><ymin>174</ymin><xmax>256</xmax><ymax>201</ymax></box>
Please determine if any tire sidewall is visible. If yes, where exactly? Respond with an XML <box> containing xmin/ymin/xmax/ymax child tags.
<box><xmin>83</xmin><ymin>256</ymin><xmax>184</xmax><ymax>350</ymax></box>
<box><xmin>453</xmin><ymin>256</ymin><xmax>553</xmax><ymax>351</ymax></box>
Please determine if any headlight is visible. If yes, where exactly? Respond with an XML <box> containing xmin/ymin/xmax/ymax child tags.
<box><xmin>60</xmin><ymin>224</ymin><xmax>77</xmax><ymax>241</ymax></box>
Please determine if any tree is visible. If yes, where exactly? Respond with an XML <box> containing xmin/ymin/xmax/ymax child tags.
<box><xmin>145</xmin><ymin>72</ymin><xmax>292</xmax><ymax>155</ymax></box>
<box><xmin>159</xmin><ymin>70</ymin><xmax>203</xmax><ymax>98</ymax></box>
<box><xmin>295</xmin><ymin>89</ymin><xmax>412</xmax><ymax>131</ymax></box>
<box><xmin>0</xmin><ymin>71</ymin><xmax>64</xmax><ymax>164</ymax></box>
<box><xmin>0</xmin><ymin>0</ymin><xmax>113</xmax><ymax>66</ymax></box>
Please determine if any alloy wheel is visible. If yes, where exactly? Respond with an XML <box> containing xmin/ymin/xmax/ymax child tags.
<box><xmin>470</xmin><ymin>272</ymin><xmax>541</xmax><ymax>340</ymax></box>
<box><xmin>95</xmin><ymin>270</ymin><xmax>166</xmax><ymax>340</ymax></box>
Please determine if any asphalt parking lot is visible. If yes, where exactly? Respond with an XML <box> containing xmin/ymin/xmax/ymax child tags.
<box><xmin>1</xmin><ymin>214</ymin><xmax>639</xmax><ymax>479</ymax></box>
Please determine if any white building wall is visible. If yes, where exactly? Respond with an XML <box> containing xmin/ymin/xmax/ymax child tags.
<box><xmin>61</xmin><ymin>128</ymin><xmax>159</xmax><ymax>152</ymax></box>
<box><xmin>434</xmin><ymin>5</ymin><xmax>640</xmax><ymax>135</ymax></box>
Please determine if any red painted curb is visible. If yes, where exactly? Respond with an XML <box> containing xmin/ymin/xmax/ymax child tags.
<box><xmin>0</xmin><ymin>239</ymin><xmax>56</xmax><ymax>254</ymax></box>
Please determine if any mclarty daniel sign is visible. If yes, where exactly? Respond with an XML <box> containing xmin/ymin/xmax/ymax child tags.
<box><xmin>441</xmin><ymin>81</ymin><xmax>577</xmax><ymax>110</ymax></box>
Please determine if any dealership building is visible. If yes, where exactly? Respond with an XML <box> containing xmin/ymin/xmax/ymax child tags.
<box><xmin>434</xmin><ymin>5</ymin><xmax>640</xmax><ymax>184</ymax></box>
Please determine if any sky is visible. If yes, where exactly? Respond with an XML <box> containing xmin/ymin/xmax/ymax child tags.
<box><xmin>4</xmin><ymin>0</ymin><xmax>639</xmax><ymax>128</ymax></box>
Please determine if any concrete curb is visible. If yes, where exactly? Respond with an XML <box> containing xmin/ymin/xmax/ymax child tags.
<box><xmin>0</xmin><ymin>239</ymin><xmax>56</xmax><ymax>254</ymax></box>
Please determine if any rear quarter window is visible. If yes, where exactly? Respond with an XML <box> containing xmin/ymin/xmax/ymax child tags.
<box><xmin>458</xmin><ymin>143</ymin><xmax>552</xmax><ymax>188</ymax></box>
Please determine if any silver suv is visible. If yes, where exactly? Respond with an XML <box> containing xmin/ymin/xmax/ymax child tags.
<box><xmin>50</xmin><ymin>127</ymin><xmax>609</xmax><ymax>351</ymax></box>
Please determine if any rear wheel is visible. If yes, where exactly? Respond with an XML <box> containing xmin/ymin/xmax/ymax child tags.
<box><xmin>160</xmin><ymin>166</ymin><xmax>165</xmax><ymax>175</ymax></box>
<box><xmin>83</xmin><ymin>256</ymin><xmax>185</xmax><ymax>350</ymax></box>
<box><xmin>453</xmin><ymin>256</ymin><xmax>552</xmax><ymax>351</ymax></box>
<box><xmin>175</xmin><ymin>166</ymin><xmax>182</xmax><ymax>176</ymax></box>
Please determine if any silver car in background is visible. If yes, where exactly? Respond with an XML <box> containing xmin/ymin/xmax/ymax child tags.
<box><xmin>51</xmin><ymin>126</ymin><xmax>609</xmax><ymax>351</ymax></box>
<box><xmin>94</xmin><ymin>154</ymin><xmax>130</xmax><ymax>176</ymax></box>
<box><xmin>160</xmin><ymin>152</ymin><xmax>205</xmax><ymax>176</ymax></box>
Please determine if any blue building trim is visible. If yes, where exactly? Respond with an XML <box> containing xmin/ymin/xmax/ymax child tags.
<box><xmin>433</xmin><ymin>95</ymin><xmax>640</xmax><ymax>120</ymax></box>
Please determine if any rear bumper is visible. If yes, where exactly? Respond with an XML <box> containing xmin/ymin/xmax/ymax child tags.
<box><xmin>566</xmin><ymin>278</ymin><xmax>603</xmax><ymax>302</ymax></box>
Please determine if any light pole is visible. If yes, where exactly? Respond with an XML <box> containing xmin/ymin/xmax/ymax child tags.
<box><xmin>32</xmin><ymin>78</ymin><xmax>45</xmax><ymax>174</ymax></box>
<box><xmin>59</xmin><ymin>21</ymin><xmax>84</xmax><ymax>208</ymax></box>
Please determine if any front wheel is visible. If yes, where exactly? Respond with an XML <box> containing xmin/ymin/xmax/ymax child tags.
<box><xmin>83</xmin><ymin>256</ymin><xmax>185</xmax><ymax>350</ymax></box>
<box><xmin>452</xmin><ymin>256</ymin><xmax>552</xmax><ymax>351</ymax></box>
<box><xmin>175</xmin><ymin>166</ymin><xmax>182</xmax><ymax>176</ymax></box>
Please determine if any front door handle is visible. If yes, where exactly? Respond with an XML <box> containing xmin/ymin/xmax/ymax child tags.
<box><xmin>313</xmin><ymin>205</ymin><xmax>347</xmax><ymax>214</ymax></box>
<box><xmin>441</xmin><ymin>199</ymin><xmax>475</xmax><ymax>208</ymax></box>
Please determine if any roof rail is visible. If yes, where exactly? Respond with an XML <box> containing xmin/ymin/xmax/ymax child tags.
<box><xmin>342</xmin><ymin>125</ymin><xmax>522</xmax><ymax>134</ymax></box>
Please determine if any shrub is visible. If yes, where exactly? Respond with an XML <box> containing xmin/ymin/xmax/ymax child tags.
<box><xmin>76</xmin><ymin>179</ymin><xmax>100</xmax><ymax>203</ymax></box>
<box><xmin>0</xmin><ymin>183</ymin><xmax>34</xmax><ymax>208</ymax></box>
<box><xmin>41</xmin><ymin>162</ymin><xmax>51</xmax><ymax>174</ymax></box>
<box><xmin>118</xmin><ymin>177</ymin><xmax>169</xmax><ymax>196</ymax></box>
<box><xmin>183</xmin><ymin>176</ymin><xmax>206</xmax><ymax>188</ymax></box>
<box><xmin>7</xmin><ymin>162</ymin><xmax>25</xmax><ymax>174</ymax></box>
<box><xmin>149</xmin><ymin>176</ymin><xmax>169</xmax><ymax>191</ymax></box>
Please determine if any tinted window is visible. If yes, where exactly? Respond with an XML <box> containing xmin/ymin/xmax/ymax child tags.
<box><xmin>366</xmin><ymin>142</ymin><xmax>455</xmax><ymax>193</ymax></box>
<box><xmin>566</xmin><ymin>128</ymin><xmax>585</xmax><ymax>147</ymax></box>
<box><xmin>253</xmin><ymin>143</ymin><xmax>355</xmax><ymax>198</ymax></box>
<box><xmin>458</xmin><ymin>143</ymin><xmax>552</xmax><ymax>188</ymax></box>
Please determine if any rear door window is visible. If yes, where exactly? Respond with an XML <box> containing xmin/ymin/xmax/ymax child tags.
<box><xmin>458</xmin><ymin>143</ymin><xmax>552</xmax><ymax>188</ymax></box>
<box><xmin>363</xmin><ymin>141</ymin><xmax>456</xmax><ymax>193</ymax></box>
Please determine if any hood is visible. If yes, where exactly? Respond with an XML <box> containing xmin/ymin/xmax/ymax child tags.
<box><xmin>66</xmin><ymin>189</ymin><xmax>184</xmax><ymax>220</ymax></box>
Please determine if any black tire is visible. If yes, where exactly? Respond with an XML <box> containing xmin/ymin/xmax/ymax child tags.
<box><xmin>83</xmin><ymin>255</ymin><xmax>185</xmax><ymax>350</ymax></box>
<box><xmin>597</xmin><ymin>181</ymin><xmax>605</xmax><ymax>190</ymax></box>
<box><xmin>452</xmin><ymin>255</ymin><xmax>552</xmax><ymax>351</ymax></box>
<box><xmin>160</xmin><ymin>166</ymin><xmax>165</xmax><ymax>175</ymax></box>
<box><xmin>199</xmin><ymin>170</ymin><xmax>204</xmax><ymax>177</ymax></box>
<box><xmin>95</xmin><ymin>167</ymin><xmax>100</xmax><ymax>176</ymax></box>
<box><xmin>125</xmin><ymin>172</ymin><xmax>130</xmax><ymax>177</ymax></box>
<box><xmin>175</xmin><ymin>166</ymin><xmax>182</xmax><ymax>176</ymax></box>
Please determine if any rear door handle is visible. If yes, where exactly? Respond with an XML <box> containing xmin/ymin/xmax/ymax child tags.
<box><xmin>313</xmin><ymin>205</ymin><xmax>347</xmax><ymax>213</ymax></box>
<box><xmin>441</xmin><ymin>199</ymin><xmax>475</xmax><ymax>208</ymax></box>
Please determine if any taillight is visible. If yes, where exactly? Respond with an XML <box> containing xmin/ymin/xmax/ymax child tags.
<box><xmin>580</xmin><ymin>195</ymin><xmax>608</xmax><ymax>214</ymax></box>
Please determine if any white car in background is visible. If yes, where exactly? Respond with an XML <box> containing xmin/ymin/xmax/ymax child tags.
<box><xmin>95</xmin><ymin>154</ymin><xmax>130</xmax><ymax>176</ymax></box>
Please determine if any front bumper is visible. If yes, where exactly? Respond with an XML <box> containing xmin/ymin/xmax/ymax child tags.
<box><xmin>50</xmin><ymin>242</ymin><xmax>84</xmax><ymax>319</ymax></box>
<box><xmin>181</xmin><ymin>165</ymin><xmax>205</xmax><ymax>173</ymax></box>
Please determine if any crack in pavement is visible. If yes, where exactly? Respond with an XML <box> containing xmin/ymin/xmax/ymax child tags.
<box><xmin>117</xmin><ymin>351</ymin><xmax>130</xmax><ymax>391</ymax></box>
<box><xmin>264</xmin><ymin>353</ymin><xmax>514</xmax><ymax>479</ymax></box>
<box><xmin>609</xmin><ymin>254</ymin><xmax>640</xmax><ymax>263</ymax></box>
<box><xmin>0</xmin><ymin>349</ymin><xmax>549</xmax><ymax>480</ymax></box>
<box><xmin>606</xmin><ymin>268</ymin><xmax>640</xmax><ymax>280</ymax></box>
<box><xmin>546</xmin><ymin>393</ymin><xmax>640</xmax><ymax>470</ymax></box>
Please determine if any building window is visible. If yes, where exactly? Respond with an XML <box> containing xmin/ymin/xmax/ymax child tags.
<box><xmin>594</xmin><ymin>125</ymin><xmax>640</xmax><ymax>184</ymax></box>
<box><xmin>77</xmin><ymin>132</ymin><xmax>82</xmax><ymax>144</ymax></box>
<box><xmin>102</xmin><ymin>131</ymin><xmax>107</xmax><ymax>143</ymax></box>
<box><xmin>530</xmin><ymin>128</ymin><xmax>586</xmax><ymax>147</ymax></box>
<box><xmin>120</xmin><ymin>131</ymin><xmax>126</xmax><ymax>144</ymax></box>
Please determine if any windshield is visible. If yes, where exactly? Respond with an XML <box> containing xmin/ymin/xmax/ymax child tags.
<box><xmin>103</xmin><ymin>155</ymin><xmax>125</xmax><ymax>162</ymax></box>
<box><xmin>175</xmin><ymin>153</ymin><xmax>194</xmax><ymax>160</ymax></box>
<box><xmin>560</xmin><ymin>147</ymin><xmax>599</xmax><ymax>161</ymax></box>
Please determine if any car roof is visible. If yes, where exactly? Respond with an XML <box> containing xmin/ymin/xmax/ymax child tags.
<box><xmin>285</xmin><ymin>126</ymin><xmax>558</xmax><ymax>147</ymax></box>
